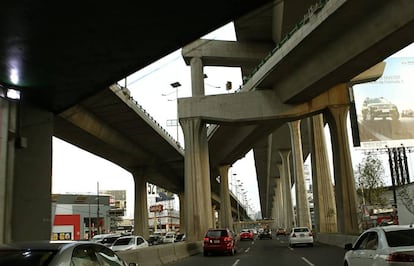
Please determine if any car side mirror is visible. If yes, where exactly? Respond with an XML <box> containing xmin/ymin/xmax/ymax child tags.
<box><xmin>344</xmin><ymin>243</ymin><xmax>353</xmax><ymax>250</ymax></box>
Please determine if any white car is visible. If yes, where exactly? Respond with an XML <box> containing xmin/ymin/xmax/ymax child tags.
<box><xmin>111</xmin><ymin>236</ymin><xmax>149</xmax><ymax>252</ymax></box>
<box><xmin>289</xmin><ymin>227</ymin><xmax>314</xmax><ymax>247</ymax></box>
<box><xmin>0</xmin><ymin>241</ymin><xmax>136</xmax><ymax>265</ymax></box>
<box><xmin>344</xmin><ymin>225</ymin><xmax>414</xmax><ymax>266</ymax></box>
<box><xmin>163</xmin><ymin>232</ymin><xmax>176</xmax><ymax>243</ymax></box>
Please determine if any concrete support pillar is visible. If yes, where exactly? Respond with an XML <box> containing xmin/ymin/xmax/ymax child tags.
<box><xmin>218</xmin><ymin>165</ymin><xmax>233</xmax><ymax>230</ymax></box>
<box><xmin>178</xmin><ymin>192</ymin><xmax>185</xmax><ymax>233</ymax></box>
<box><xmin>9</xmin><ymin>101</ymin><xmax>53</xmax><ymax>241</ymax></box>
<box><xmin>276</xmin><ymin>164</ymin><xmax>286</xmax><ymax>229</ymax></box>
<box><xmin>278</xmin><ymin>150</ymin><xmax>295</xmax><ymax>230</ymax></box>
<box><xmin>272</xmin><ymin>194</ymin><xmax>278</xmax><ymax>229</ymax></box>
<box><xmin>288</xmin><ymin>120</ymin><xmax>312</xmax><ymax>228</ymax></box>
<box><xmin>190</xmin><ymin>57</ymin><xmax>205</xmax><ymax>96</ymax></box>
<box><xmin>327</xmin><ymin>94</ymin><xmax>359</xmax><ymax>234</ymax></box>
<box><xmin>275</xmin><ymin>177</ymin><xmax>284</xmax><ymax>228</ymax></box>
<box><xmin>310</xmin><ymin>114</ymin><xmax>337</xmax><ymax>233</ymax></box>
<box><xmin>0</xmin><ymin>99</ymin><xmax>14</xmax><ymax>243</ymax></box>
<box><xmin>180</xmin><ymin>118</ymin><xmax>212</xmax><ymax>242</ymax></box>
<box><xmin>133</xmin><ymin>172</ymin><xmax>149</xmax><ymax>239</ymax></box>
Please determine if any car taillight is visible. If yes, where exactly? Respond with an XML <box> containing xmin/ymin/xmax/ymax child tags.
<box><xmin>203</xmin><ymin>237</ymin><xmax>209</xmax><ymax>242</ymax></box>
<box><xmin>224</xmin><ymin>236</ymin><xmax>231</xmax><ymax>242</ymax></box>
<box><xmin>386</xmin><ymin>253</ymin><xmax>414</xmax><ymax>262</ymax></box>
<box><xmin>291</xmin><ymin>233</ymin><xmax>296</xmax><ymax>237</ymax></box>
<box><xmin>309</xmin><ymin>232</ymin><xmax>313</xmax><ymax>236</ymax></box>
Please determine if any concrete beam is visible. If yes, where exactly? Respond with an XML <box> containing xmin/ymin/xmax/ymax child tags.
<box><xmin>178</xmin><ymin>84</ymin><xmax>349</xmax><ymax>124</ymax></box>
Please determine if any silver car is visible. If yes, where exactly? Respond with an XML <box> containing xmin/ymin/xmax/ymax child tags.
<box><xmin>344</xmin><ymin>225</ymin><xmax>414</xmax><ymax>266</ymax></box>
<box><xmin>0</xmin><ymin>241</ymin><xmax>137</xmax><ymax>266</ymax></box>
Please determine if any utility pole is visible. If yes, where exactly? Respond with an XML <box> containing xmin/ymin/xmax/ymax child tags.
<box><xmin>97</xmin><ymin>182</ymin><xmax>100</xmax><ymax>235</ymax></box>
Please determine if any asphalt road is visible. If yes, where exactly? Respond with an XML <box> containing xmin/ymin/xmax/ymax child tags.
<box><xmin>169</xmin><ymin>235</ymin><xmax>347</xmax><ymax>266</ymax></box>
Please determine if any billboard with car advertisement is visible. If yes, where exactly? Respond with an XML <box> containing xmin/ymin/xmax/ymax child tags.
<box><xmin>353</xmin><ymin>57</ymin><xmax>414</xmax><ymax>149</ymax></box>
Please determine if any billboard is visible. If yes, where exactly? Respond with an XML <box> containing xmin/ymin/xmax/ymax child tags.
<box><xmin>353</xmin><ymin>57</ymin><xmax>414</xmax><ymax>149</ymax></box>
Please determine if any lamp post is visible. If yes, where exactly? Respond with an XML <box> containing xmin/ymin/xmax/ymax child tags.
<box><xmin>163</xmin><ymin>82</ymin><xmax>182</xmax><ymax>142</ymax></box>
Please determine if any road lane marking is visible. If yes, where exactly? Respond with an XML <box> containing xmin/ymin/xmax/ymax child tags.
<box><xmin>301</xmin><ymin>257</ymin><xmax>315</xmax><ymax>266</ymax></box>
<box><xmin>232</xmin><ymin>259</ymin><xmax>240</xmax><ymax>266</ymax></box>
<box><xmin>245</xmin><ymin>247</ymin><xmax>250</xmax><ymax>253</ymax></box>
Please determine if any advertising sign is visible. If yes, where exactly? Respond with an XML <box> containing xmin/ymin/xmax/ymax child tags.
<box><xmin>353</xmin><ymin>57</ymin><xmax>414</xmax><ymax>149</ymax></box>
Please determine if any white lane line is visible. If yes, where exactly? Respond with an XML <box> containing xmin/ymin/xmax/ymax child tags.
<box><xmin>232</xmin><ymin>259</ymin><xmax>240</xmax><ymax>266</ymax></box>
<box><xmin>245</xmin><ymin>247</ymin><xmax>250</xmax><ymax>253</ymax></box>
<box><xmin>301</xmin><ymin>257</ymin><xmax>315</xmax><ymax>266</ymax></box>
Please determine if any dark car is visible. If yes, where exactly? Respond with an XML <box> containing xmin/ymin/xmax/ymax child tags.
<box><xmin>259</xmin><ymin>228</ymin><xmax>272</xmax><ymax>239</ymax></box>
<box><xmin>99</xmin><ymin>234</ymin><xmax>121</xmax><ymax>247</ymax></box>
<box><xmin>361</xmin><ymin>97</ymin><xmax>399</xmax><ymax>121</ymax></box>
<box><xmin>203</xmin><ymin>228</ymin><xmax>237</xmax><ymax>256</ymax></box>
<box><xmin>174</xmin><ymin>233</ymin><xmax>186</xmax><ymax>242</ymax></box>
<box><xmin>0</xmin><ymin>241</ymin><xmax>136</xmax><ymax>266</ymax></box>
<box><xmin>147</xmin><ymin>235</ymin><xmax>163</xmax><ymax>246</ymax></box>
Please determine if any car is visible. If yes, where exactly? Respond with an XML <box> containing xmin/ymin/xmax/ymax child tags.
<box><xmin>174</xmin><ymin>233</ymin><xmax>186</xmax><ymax>242</ymax></box>
<box><xmin>276</xmin><ymin>228</ymin><xmax>287</xmax><ymax>236</ymax></box>
<box><xmin>98</xmin><ymin>234</ymin><xmax>122</xmax><ymax>247</ymax></box>
<box><xmin>147</xmin><ymin>234</ymin><xmax>163</xmax><ymax>246</ymax></box>
<box><xmin>0</xmin><ymin>240</ymin><xmax>136</xmax><ymax>266</ymax></box>
<box><xmin>344</xmin><ymin>225</ymin><xmax>414</xmax><ymax>266</ymax></box>
<box><xmin>289</xmin><ymin>227</ymin><xmax>314</xmax><ymax>247</ymax></box>
<box><xmin>258</xmin><ymin>228</ymin><xmax>272</xmax><ymax>239</ymax></box>
<box><xmin>111</xmin><ymin>235</ymin><xmax>149</xmax><ymax>252</ymax></box>
<box><xmin>239</xmin><ymin>229</ymin><xmax>254</xmax><ymax>241</ymax></box>
<box><xmin>203</xmin><ymin>228</ymin><xmax>237</xmax><ymax>256</ymax></box>
<box><xmin>163</xmin><ymin>232</ymin><xmax>176</xmax><ymax>243</ymax></box>
<box><xmin>361</xmin><ymin>97</ymin><xmax>399</xmax><ymax>121</ymax></box>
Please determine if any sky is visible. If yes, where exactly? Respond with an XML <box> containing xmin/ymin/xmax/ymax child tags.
<box><xmin>52</xmin><ymin>22</ymin><xmax>414</xmax><ymax>219</ymax></box>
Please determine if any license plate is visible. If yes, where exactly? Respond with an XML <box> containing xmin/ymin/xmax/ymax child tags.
<box><xmin>300</xmin><ymin>234</ymin><xmax>305</xmax><ymax>237</ymax></box>
<box><xmin>213</xmin><ymin>240</ymin><xmax>220</xmax><ymax>244</ymax></box>
<box><xmin>382</xmin><ymin>109</ymin><xmax>389</xmax><ymax>113</ymax></box>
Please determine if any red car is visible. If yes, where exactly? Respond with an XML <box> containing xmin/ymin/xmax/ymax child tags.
<box><xmin>203</xmin><ymin>228</ymin><xmax>237</xmax><ymax>256</ymax></box>
<box><xmin>239</xmin><ymin>229</ymin><xmax>254</xmax><ymax>241</ymax></box>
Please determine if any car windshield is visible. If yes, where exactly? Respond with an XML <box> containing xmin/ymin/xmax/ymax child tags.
<box><xmin>0</xmin><ymin>250</ymin><xmax>57</xmax><ymax>265</ymax></box>
<box><xmin>114</xmin><ymin>237</ymin><xmax>133</xmax><ymax>246</ymax></box>
<box><xmin>385</xmin><ymin>229</ymin><xmax>414</xmax><ymax>247</ymax></box>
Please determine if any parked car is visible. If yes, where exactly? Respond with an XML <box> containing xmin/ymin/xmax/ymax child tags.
<box><xmin>174</xmin><ymin>233</ymin><xmax>186</xmax><ymax>242</ymax></box>
<box><xmin>99</xmin><ymin>234</ymin><xmax>121</xmax><ymax>247</ymax></box>
<box><xmin>344</xmin><ymin>225</ymin><xmax>414</xmax><ymax>265</ymax></box>
<box><xmin>289</xmin><ymin>227</ymin><xmax>314</xmax><ymax>247</ymax></box>
<box><xmin>258</xmin><ymin>228</ymin><xmax>272</xmax><ymax>240</ymax></box>
<box><xmin>111</xmin><ymin>235</ymin><xmax>149</xmax><ymax>252</ymax></box>
<box><xmin>0</xmin><ymin>241</ymin><xmax>136</xmax><ymax>265</ymax></box>
<box><xmin>147</xmin><ymin>234</ymin><xmax>163</xmax><ymax>246</ymax></box>
<box><xmin>163</xmin><ymin>232</ymin><xmax>176</xmax><ymax>243</ymax></box>
<box><xmin>361</xmin><ymin>97</ymin><xmax>399</xmax><ymax>121</ymax></box>
<box><xmin>203</xmin><ymin>228</ymin><xmax>237</xmax><ymax>256</ymax></box>
<box><xmin>239</xmin><ymin>229</ymin><xmax>254</xmax><ymax>241</ymax></box>
<box><xmin>276</xmin><ymin>228</ymin><xmax>287</xmax><ymax>236</ymax></box>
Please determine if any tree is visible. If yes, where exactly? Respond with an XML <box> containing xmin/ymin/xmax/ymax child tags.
<box><xmin>357</xmin><ymin>153</ymin><xmax>386</xmax><ymax>206</ymax></box>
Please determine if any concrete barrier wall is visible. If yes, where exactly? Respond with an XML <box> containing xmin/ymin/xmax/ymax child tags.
<box><xmin>117</xmin><ymin>241</ymin><xmax>202</xmax><ymax>266</ymax></box>
<box><xmin>316</xmin><ymin>233</ymin><xmax>359</xmax><ymax>248</ymax></box>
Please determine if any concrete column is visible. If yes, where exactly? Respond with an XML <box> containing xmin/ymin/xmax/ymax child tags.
<box><xmin>310</xmin><ymin>114</ymin><xmax>337</xmax><ymax>233</ymax></box>
<box><xmin>272</xmin><ymin>194</ymin><xmax>278</xmax><ymax>229</ymax></box>
<box><xmin>218</xmin><ymin>165</ymin><xmax>233</xmax><ymax>230</ymax></box>
<box><xmin>178</xmin><ymin>192</ymin><xmax>185</xmax><ymax>234</ymax></box>
<box><xmin>276</xmin><ymin>164</ymin><xmax>286</xmax><ymax>229</ymax></box>
<box><xmin>10</xmin><ymin>100</ymin><xmax>53</xmax><ymax>241</ymax></box>
<box><xmin>278</xmin><ymin>150</ymin><xmax>295</xmax><ymax>230</ymax></box>
<box><xmin>180</xmin><ymin>118</ymin><xmax>213</xmax><ymax>242</ymax></box>
<box><xmin>275</xmin><ymin>177</ymin><xmax>284</xmax><ymax>228</ymax></box>
<box><xmin>190</xmin><ymin>57</ymin><xmax>205</xmax><ymax>96</ymax></box>
<box><xmin>327</xmin><ymin>96</ymin><xmax>359</xmax><ymax>234</ymax></box>
<box><xmin>288</xmin><ymin>120</ymin><xmax>312</xmax><ymax>228</ymax></box>
<box><xmin>133</xmin><ymin>171</ymin><xmax>149</xmax><ymax>239</ymax></box>
<box><xmin>0</xmin><ymin>99</ymin><xmax>14</xmax><ymax>243</ymax></box>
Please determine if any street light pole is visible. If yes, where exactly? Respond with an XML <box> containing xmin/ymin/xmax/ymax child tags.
<box><xmin>170</xmin><ymin>82</ymin><xmax>181</xmax><ymax>142</ymax></box>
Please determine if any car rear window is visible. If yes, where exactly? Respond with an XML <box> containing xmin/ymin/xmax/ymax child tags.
<box><xmin>386</xmin><ymin>229</ymin><xmax>414</xmax><ymax>247</ymax></box>
<box><xmin>206</xmin><ymin>230</ymin><xmax>227</xmax><ymax>237</ymax></box>
<box><xmin>294</xmin><ymin>228</ymin><xmax>309</xmax><ymax>233</ymax></box>
<box><xmin>114</xmin><ymin>237</ymin><xmax>133</xmax><ymax>246</ymax></box>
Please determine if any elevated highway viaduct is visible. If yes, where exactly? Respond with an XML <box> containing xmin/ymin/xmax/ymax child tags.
<box><xmin>1</xmin><ymin>0</ymin><xmax>413</xmax><ymax>243</ymax></box>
